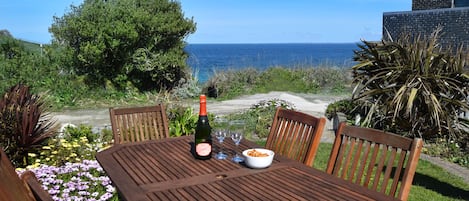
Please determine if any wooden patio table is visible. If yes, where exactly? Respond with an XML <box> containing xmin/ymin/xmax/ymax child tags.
<box><xmin>96</xmin><ymin>135</ymin><xmax>398</xmax><ymax>201</ymax></box>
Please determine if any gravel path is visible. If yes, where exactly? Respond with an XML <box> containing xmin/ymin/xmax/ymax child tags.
<box><xmin>51</xmin><ymin>91</ymin><xmax>469</xmax><ymax>184</ymax></box>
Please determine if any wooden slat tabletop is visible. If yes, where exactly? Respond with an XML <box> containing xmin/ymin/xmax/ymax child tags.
<box><xmin>96</xmin><ymin>135</ymin><xmax>399</xmax><ymax>201</ymax></box>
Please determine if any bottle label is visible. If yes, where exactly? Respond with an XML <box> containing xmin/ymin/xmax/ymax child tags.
<box><xmin>196</xmin><ymin>143</ymin><xmax>211</xmax><ymax>156</ymax></box>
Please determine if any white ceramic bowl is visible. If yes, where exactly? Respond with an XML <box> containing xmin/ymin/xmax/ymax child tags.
<box><xmin>242</xmin><ymin>148</ymin><xmax>275</xmax><ymax>169</ymax></box>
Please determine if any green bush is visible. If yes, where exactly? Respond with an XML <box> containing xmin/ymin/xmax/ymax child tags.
<box><xmin>228</xmin><ymin>99</ymin><xmax>295</xmax><ymax>139</ymax></box>
<box><xmin>167</xmin><ymin>105</ymin><xmax>198</xmax><ymax>137</ymax></box>
<box><xmin>325</xmin><ymin>99</ymin><xmax>355</xmax><ymax>120</ymax></box>
<box><xmin>423</xmin><ymin>138</ymin><xmax>469</xmax><ymax>168</ymax></box>
<box><xmin>49</xmin><ymin>0</ymin><xmax>196</xmax><ymax>91</ymax></box>
<box><xmin>203</xmin><ymin>68</ymin><xmax>259</xmax><ymax>99</ymax></box>
<box><xmin>165</xmin><ymin>98</ymin><xmax>295</xmax><ymax>139</ymax></box>
<box><xmin>311</xmin><ymin>67</ymin><xmax>351</xmax><ymax>94</ymax></box>
<box><xmin>324</xmin><ymin>98</ymin><xmax>369</xmax><ymax>124</ymax></box>
<box><xmin>170</xmin><ymin>75</ymin><xmax>202</xmax><ymax>99</ymax></box>
<box><xmin>254</xmin><ymin>67</ymin><xmax>320</xmax><ymax>93</ymax></box>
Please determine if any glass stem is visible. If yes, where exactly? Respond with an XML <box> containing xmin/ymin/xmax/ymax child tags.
<box><xmin>219</xmin><ymin>141</ymin><xmax>223</xmax><ymax>153</ymax></box>
<box><xmin>235</xmin><ymin>144</ymin><xmax>238</xmax><ymax>157</ymax></box>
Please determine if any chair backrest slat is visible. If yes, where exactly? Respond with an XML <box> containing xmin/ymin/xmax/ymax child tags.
<box><xmin>372</xmin><ymin>145</ymin><xmax>388</xmax><ymax>189</ymax></box>
<box><xmin>110</xmin><ymin>104</ymin><xmax>170</xmax><ymax>144</ymax></box>
<box><xmin>326</xmin><ymin>122</ymin><xmax>423</xmax><ymax>201</ymax></box>
<box><xmin>265</xmin><ymin>107</ymin><xmax>326</xmax><ymax>167</ymax></box>
<box><xmin>356</xmin><ymin>140</ymin><xmax>370</xmax><ymax>184</ymax></box>
<box><xmin>364</xmin><ymin>143</ymin><xmax>380</xmax><ymax>187</ymax></box>
<box><xmin>349</xmin><ymin>138</ymin><xmax>364</xmax><ymax>182</ymax></box>
<box><xmin>381</xmin><ymin>148</ymin><xmax>398</xmax><ymax>192</ymax></box>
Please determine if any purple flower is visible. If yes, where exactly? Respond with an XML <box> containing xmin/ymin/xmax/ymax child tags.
<box><xmin>48</xmin><ymin>189</ymin><xmax>60</xmax><ymax>195</ymax></box>
<box><xmin>99</xmin><ymin>192</ymin><xmax>113</xmax><ymax>201</ymax></box>
<box><xmin>17</xmin><ymin>160</ymin><xmax>116</xmax><ymax>201</ymax></box>
<box><xmin>91</xmin><ymin>192</ymin><xmax>99</xmax><ymax>197</ymax></box>
<box><xmin>106</xmin><ymin>185</ymin><xmax>115</xmax><ymax>193</ymax></box>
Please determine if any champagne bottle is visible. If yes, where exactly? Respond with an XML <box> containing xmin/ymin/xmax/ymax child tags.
<box><xmin>194</xmin><ymin>94</ymin><xmax>212</xmax><ymax>160</ymax></box>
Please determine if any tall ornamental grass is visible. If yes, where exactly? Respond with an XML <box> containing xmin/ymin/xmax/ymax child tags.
<box><xmin>352</xmin><ymin>29</ymin><xmax>469</xmax><ymax>146</ymax></box>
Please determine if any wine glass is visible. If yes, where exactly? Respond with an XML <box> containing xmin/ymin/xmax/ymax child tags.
<box><xmin>230</xmin><ymin>132</ymin><xmax>244</xmax><ymax>162</ymax></box>
<box><xmin>230</xmin><ymin>120</ymin><xmax>245</xmax><ymax>163</ymax></box>
<box><xmin>213</xmin><ymin>116</ymin><xmax>229</xmax><ymax>159</ymax></box>
<box><xmin>214</xmin><ymin>129</ymin><xmax>228</xmax><ymax>159</ymax></box>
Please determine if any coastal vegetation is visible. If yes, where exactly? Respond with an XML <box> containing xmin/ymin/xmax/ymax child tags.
<box><xmin>350</xmin><ymin>30</ymin><xmax>469</xmax><ymax>168</ymax></box>
<box><xmin>49</xmin><ymin>0</ymin><xmax>196</xmax><ymax>92</ymax></box>
<box><xmin>203</xmin><ymin>66</ymin><xmax>351</xmax><ymax>100</ymax></box>
<box><xmin>352</xmin><ymin>30</ymin><xmax>469</xmax><ymax>140</ymax></box>
<box><xmin>0</xmin><ymin>0</ymin><xmax>468</xmax><ymax>200</ymax></box>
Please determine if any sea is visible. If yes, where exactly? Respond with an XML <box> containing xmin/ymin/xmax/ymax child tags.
<box><xmin>185</xmin><ymin>43</ymin><xmax>360</xmax><ymax>83</ymax></box>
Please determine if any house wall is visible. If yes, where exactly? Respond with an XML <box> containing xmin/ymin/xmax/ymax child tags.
<box><xmin>412</xmin><ymin>0</ymin><xmax>452</xmax><ymax>10</ymax></box>
<box><xmin>383</xmin><ymin>7</ymin><xmax>469</xmax><ymax>47</ymax></box>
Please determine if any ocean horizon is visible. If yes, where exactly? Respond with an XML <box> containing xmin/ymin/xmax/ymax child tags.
<box><xmin>185</xmin><ymin>43</ymin><xmax>360</xmax><ymax>83</ymax></box>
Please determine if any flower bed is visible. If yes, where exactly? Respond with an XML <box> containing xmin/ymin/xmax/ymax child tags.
<box><xmin>17</xmin><ymin>160</ymin><xmax>118</xmax><ymax>201</ymax></box>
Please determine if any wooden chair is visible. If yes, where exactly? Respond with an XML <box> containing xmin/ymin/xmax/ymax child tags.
<box><xmin>20</xmin><ymin>171</ymin><xmax>54</xmax><ymax>201</ymax></box>
<box><xmin>265</xmin><ymin>107</ymin><xmax>326</xmax><ymax>167</ymax></box>
<box><xmin>109</xmin><ymin>104</ymin><xmax>170</xmax><ymax>144</ymax></box>
<box><xmin>0</xmin><ymin>148</ymin><xmax>53</xmax><ymax>201</ymax></box>
<box><xmin>326</xmin><ymin>122</ymin><xmax>423</xmax><ymax>201</ymax></box>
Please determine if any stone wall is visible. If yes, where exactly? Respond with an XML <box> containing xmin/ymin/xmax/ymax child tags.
<box><xmin>383</xmin><ymin>7</ymin><xmax>469</xmax><ymax>47</ymax></box>
<box><xmin>412</xmin><ymin>0</ymin><xmax>452</xmax><ymax>10</ymax></box>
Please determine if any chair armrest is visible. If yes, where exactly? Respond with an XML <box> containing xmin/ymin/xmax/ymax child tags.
<box><xmin>20</xmin><ymin>171</ymin><xmax>54</xmax><ymax>201</ymax></box>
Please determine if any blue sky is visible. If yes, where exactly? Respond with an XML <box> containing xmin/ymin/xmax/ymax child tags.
<box><xmin>0</xmin><ymin>0</ymin><xmax>410</xmax><ymax>44</ymax></box>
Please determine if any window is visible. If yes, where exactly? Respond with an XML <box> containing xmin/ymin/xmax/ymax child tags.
<box><xmin>454</xmin><ymin>0</ymin><xmax>469</xmax><ymax>7</ymax></box>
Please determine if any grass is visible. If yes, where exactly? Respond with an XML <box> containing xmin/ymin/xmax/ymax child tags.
<box><xmin>309</xmin><ymin>143</ymin><xmax>469</xmax><ymax>201</ymax></box>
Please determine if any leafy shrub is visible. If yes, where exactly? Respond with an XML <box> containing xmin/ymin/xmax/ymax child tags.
<box><xmin>325</xmin><ymin>99</ymin><xmax>353</xmax><ymax>120</ymax></box>
<box><xmin>228</xmin><ymin>99</ymin><xmax>295</xmax><ymax>139</ymax></box>
<box><xmin>310</xmin><ymin>67</ymin><xmax>351</xmax><ymax>94</ymax></box>
<box><xmin>0</xmin><ymin>35</ymin><xmax>72</xmax><ymax>98</ymax></box>
<box><xmin>423</xmin><ymin>138</ymin><xmax>469</xmax><ymax>168</ymax></box>
<box><xmin>165</xmin><ymin>98</ymin><xmax>295</xmax><ymax>139</ymax></box>
<box><xmin>167</xmin><ymin>105</ymin><xmax>198</xmax><ymax>137</ymax></box>
<box><xmin>99</xmin><ymin>128</ymin><xmax>114</xmax><ymax>146</ymax></box>
<box><xmin>203</xmin><ymin>68</ymin><xmax>259</xmax><ymax>99</ymax></box>
<box><xmin>49</xmin><ymin>0</ymin><xmax>196</xmax><ymax>91</ymax></box>
<box><xmin>325</xmin><ymin>98</ymin><xmax>367</xmax><ymax>122</ymax></box>
<box><xmin>254</xmin><ymin>67</ymin><xmax>320</xmax><ymax>94</ymax></box>
<box><xmin>64</xmin><ymin>124</ymin><xmax>99</xmax><ymax>143</ymax></box>
<box><xmin>170</xmin><ymin>76</ymin><xmax>201</xmax><ymax>99</ymax></box>
<box><xmin>0</xmin><ymin>84</ymin><xmax>58</xmax><ymax>167</ymax></box>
